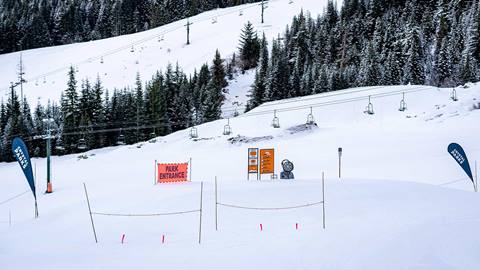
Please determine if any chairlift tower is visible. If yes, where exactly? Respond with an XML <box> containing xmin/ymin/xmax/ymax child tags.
<box><xmin>261</xmin><ymin>0</ymin><xmax>268</xmax><ymax>23</ymax></box>
<box><xmin>42</xmin><ymin>118</ymin><xmax>55</xmax><ymax>193</ymax></box>
<box><xmin>185</xmin><ymin>18</ymin><xmax>193</xmax><ymax>45</ymax></box>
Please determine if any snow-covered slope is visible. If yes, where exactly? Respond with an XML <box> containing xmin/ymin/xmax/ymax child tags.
<box><xmin>1</xmin><ymin>83</ymin><xmax>480</xmax><ymax>269</ymax></box>
<box><xmin>0</xmin><ymin>0</ymin><xmax>332</xmax><ymax>106</ymax></box>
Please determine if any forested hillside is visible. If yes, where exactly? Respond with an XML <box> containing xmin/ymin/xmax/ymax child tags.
<box><xmin>247</xmin><ymin>0</ymin><xmax>480</xmax><ymax>109</ymax></box>
<box><xmin>0</xmin><ymin>0</ymin><xmax>260</xmax><ymax>54</ymax></box>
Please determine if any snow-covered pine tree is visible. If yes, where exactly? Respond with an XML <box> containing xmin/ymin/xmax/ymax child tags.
<box><xmin>238</xmin><ymin>21</ymin><xmax>260</xmax><ymax>71</ymax></box>
<box><xmin>61</xmin><ymin>66</ymin><xmax>80</xmax><ymax>153</ymax></box>
<box><xmin>203</xmin><ymin>50</ymin><xmax>227</xmax><ymax>121</ymax></box>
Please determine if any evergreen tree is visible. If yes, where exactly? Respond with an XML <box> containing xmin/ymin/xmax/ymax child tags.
<box><xmin>238</xmin><ymin>21</ymin><xmax>260</xmax><ymax>70</ymax></box>
<box><xmin>61</xmin><ymin>66</ymin><xmax>80</xmax><ymax>153</ymax></box>
<box><xmin>404</xmin><ymin>27</ymin><xmax>425</xmax><ymax>85</ymax></box>
<box><xmin>203</xmin><ymin>50</ymin><xmax>227</xmax><ymax>121</ymax></box>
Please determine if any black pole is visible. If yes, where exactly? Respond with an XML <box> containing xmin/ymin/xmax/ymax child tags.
<box><xmin>83</xmin><ymin>183</ymin><xmax>98</xmax><ymax>243</ymax></box>
<box><xmin>261</xmin><ymin>0</ymin><xmax>264</xmax><ymax>23</ymax></box>
<box><xmin>34</xmin><ymin>199</ymin><xmax>38</xmax><ymax>219</ymax></box>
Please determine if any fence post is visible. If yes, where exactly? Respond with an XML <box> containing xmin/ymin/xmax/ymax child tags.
<box><xmin>475</xmin><ymin>160</ymin><xmax>478</xmax><ymax>193</ymax></box>
<box><xmin>154</xmin><ymin>160</ymin><xmax>157</xmax><ymax>185</ymax></box>
<box><xmin>83</xmin><ymin>183</ymin><xmax>98</xmax><ymax>243</ymax></box>
<box><xmin>322</xmin><ymin>172</ymin><xmax>326</xmax><ymax>229</ymax></box>
<box><xmin>190</xmin><ymin>158</ymin><xmax>193</xmax><ymax>182</ymax></box>
<box><xmin>198</xmin><ymin>181</ymin><xmax>203</xmax><ymax>244</ymax></box>
<box><xmin>215</xmin><ymin>177</ymin><xmax>218</xmax><ymax>231</ymax></box>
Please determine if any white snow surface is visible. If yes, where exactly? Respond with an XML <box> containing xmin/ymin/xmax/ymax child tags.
<box><xmin>0</xmin><ymin>0</ymin><xmax>332</xmax><ymax>106</ymax></box>
<box><xmin>1</xmin><ymin>80</ymin><xmax>480</xmax><ymax>269</ymax></box>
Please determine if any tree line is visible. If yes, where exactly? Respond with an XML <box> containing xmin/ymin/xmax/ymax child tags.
<box><xmin>0</xmin><ymin>49</ymin><xmax>229</xmax><ymax>161</ymax></box>
<box><xmin>0</xmin><ymin>0</ymin><xmax>261</xmax><ymax>54</ymax></box>
<box><xmin>247</xmin><ymin>0</ymin><xmax>480</xmax><ymax>109</ymax></box>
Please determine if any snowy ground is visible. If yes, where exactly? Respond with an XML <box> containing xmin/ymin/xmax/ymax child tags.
<box><xmin>1</xmin><ymin>81</ymin><xmax>480</xmax><ymax>269</ymax></box>
<box><xmin>0</xmin><ymin>0</ymin><xmax>333</xmax><ymax>106</ymax></box>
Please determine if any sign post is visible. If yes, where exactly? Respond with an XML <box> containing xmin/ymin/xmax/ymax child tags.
<box><xmin>338</xmin><ymin>147</ymin><xmax>343</xmax><ymax>179</ymax></box>
<box><xmin>260</xmin><ymin>149</ymin><xmax>275</xmax><ymax>179</ymax></box>
<box><xmin>248</xmin><ymin>148</ymin><xmax>259</xmax><ymax>180</ymax></box>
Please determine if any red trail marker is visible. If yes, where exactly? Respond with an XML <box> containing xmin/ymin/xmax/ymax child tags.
<box><xmin>121</xmin><ymin>234</ymin><xmax>126</xmax><ymax>244</ymax></box>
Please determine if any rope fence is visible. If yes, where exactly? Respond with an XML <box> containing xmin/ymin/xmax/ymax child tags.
<box><xmin>0</xmin><ymin>190</ymin><xmax>30</xmax><ymax>206</ymax></box>
<box><xmin>91</xmin><ymin>209</ymin><xmax>200</xmax><ymax>217</ymax></box>
<box><xmin>83</xmin><ymin>182</ymin><xmax>204</xmax><ymax>244</ymax></box>
<box><xmin>437</xmin><ymin>177</ymin><xmax>469</xmax><ymax>187</ymax></box>
<box><xmin>214</xmin><ymin>173</ymin><xmax>327</xmax><ymax>231</ymax></box>
<box><xmin>216</xmin><ymin>201</ymin><xmax>324</xmax><ymax>211</ymax></box>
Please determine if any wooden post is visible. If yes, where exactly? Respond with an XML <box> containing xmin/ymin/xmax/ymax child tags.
<box><xmin>215</xmin><ymin>177</ymin><xmax>218</xmax><ymax>231</ymax></box>
<box><xmin>83</xmin><ymin>183</ymin><xmax>98</xmax><ymax>243</ymax></box>
<box><xmin>198</xmin><ymin>182</ymin><xmax>203</xmax><ymax>244</ymax></box>
<box><xmin>322</xmin><ymin>172</ymin><xmax>326</xmax><ymax>229</ymax></box>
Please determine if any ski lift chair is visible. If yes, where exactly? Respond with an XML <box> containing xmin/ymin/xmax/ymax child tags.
<box><xmin>306</xmin><ymin>107</ymin><xmax>316</xmax><ymax>125</ymax></box>
<box><xmin>399</xmin><ymin>92</ymin><xmax>407</xmax><ymax>111</ymax></box>
<box><xmin>116</xmin><ymin>134</ymin><xmax>126</xmax><ymax>145</ymax></box>
<box><xmin>223</xmin><ymin>119</ymin><xmax>232</xmax><ymax>135</ymax></box>
<box><xmin>272</xmin><ymin>110</ymin><xmax>280</xmax><ymax>128</ymax></box>
<box><xmin>190</xmin><ymin>127</ymin><xmax>198</xmax><ymax>138</ymax></box>
<box><xmin>149</xmin><ymin>132</ymin><xmax>157</xmax><ymax>143</ymax></box>
<box><xmin>77</xmin><ymin>138</ymin><xmax>87</xmax><ymax>150</ymax></box>
<box><xmin>55</xmin><ymin>141</ymin><xmax>65</xmax><ymax>151</ymax></box>
<box><xmin>365</xmin><ymin>96</ymin><xmax>375</xmax><ymax>115</ymax></box>
<box><xmin>451</xmin><ymin>88</ymin><xmax>458</xmax><ymax>101</ymax></box>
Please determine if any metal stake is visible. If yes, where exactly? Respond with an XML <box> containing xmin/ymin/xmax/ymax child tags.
<box><xmin>215</xmin><ymin>177</ymin><xmax>218</xmax><ymax>231</ymax></box>
<box><xmin>322</xmin><ymin>172</ymin><xmax>326</xmax><ymax>229</ymax></box>
<box><xmin>83</xmin><ymin>183</ymin><xmax>98</xmax><ymax>243</ymax></box>
<box><xmin>198</xmin><ymin>182</ymin><xmax>203</xmax><ymax>244</ymax></box>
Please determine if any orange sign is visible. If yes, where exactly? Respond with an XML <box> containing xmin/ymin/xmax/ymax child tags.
<box><xmin>260</xmin><ymin>149</ymin><xmax>274</xmax><ymax>174</ymax></box>
<box><xmin>248</xmin><ymin>148</ymin><xmax>259</xmax><ymax>173</ymax></box>
<box><xmin>157</xmin><ymin>163</ymin><xmax>189</xmax><ymax>183</ymax></box>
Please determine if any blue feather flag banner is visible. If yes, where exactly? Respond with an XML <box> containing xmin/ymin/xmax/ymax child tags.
<box><xmin>12</xmin><ymin>137</ymin><xmax>36</xmax><ymax>199</ymax></box>
<box><xmin>448</xmin><ymin>143</ymin><xmax>474</xmax><ymax>183</ymax></box>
